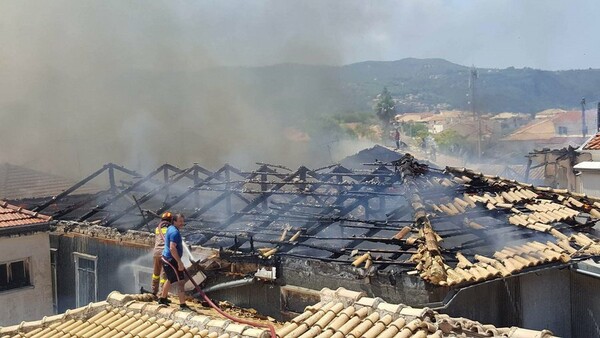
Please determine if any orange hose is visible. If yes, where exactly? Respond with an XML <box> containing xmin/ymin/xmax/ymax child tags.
<box><xmin>183</xmin><ymin>269</ymin><xmax>277</xmax><ymax>338</ymax></box>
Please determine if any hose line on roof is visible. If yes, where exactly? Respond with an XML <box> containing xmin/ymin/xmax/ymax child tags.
<box><xmin>183</xmin><ymin>268</ymin><xmax>278</xmax><ymax>338</ymax></box>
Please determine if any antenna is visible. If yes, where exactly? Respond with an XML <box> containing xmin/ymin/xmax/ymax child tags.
<box><xmin>581</xmin><ymin>97</ymin><xmax>588</xmax><ymax>137</ymax></box>
<box><xmin>469</xmin><ymin>66</ymin><xmax>481</xmax><ymax>159</ymax></box>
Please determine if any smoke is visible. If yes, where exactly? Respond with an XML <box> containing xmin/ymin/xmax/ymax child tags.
<box><xmin>0</xmin><ymin>1</ymin><xmax>395</xmax><ymax>178</ymax></box>
<box><xmin>2</xmin><ymin>1</ymin><xmax>597</xmax><ymax>179</ymax></box>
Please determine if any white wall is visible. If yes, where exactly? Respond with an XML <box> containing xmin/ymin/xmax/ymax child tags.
<box><xmin>0</xmin><ymin>232</ymin><xmax>53</xmax><ymax>326</ymax></box>
<box><xmin>579</xmin><ymin>171</ymin><xmax>600</xmax><ymax>198</ymax></box>
<box><xmin>588</xmin><ymin>150</ymin><xmax>600</xmax><ymax>162</ymax></box>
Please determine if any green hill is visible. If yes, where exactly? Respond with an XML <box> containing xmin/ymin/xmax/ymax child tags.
<box><xmin>113</xmin><ymin>58</ymin><xmax>600</xmax><ymax>122</ymax></box>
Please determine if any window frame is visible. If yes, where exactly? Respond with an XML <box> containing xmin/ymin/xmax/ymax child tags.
<box><xmin>0</xmin><ymin>257</ymin><xmax>33</xmax><ymax>293</ymax></box>
<box><xmin>50</xmin><ymin>249</ymin><xmax>58</xmax><ymax>313</ymax></box>
<box><xmin>131</xmin><ymin>264</ymin><xmax>154</xmax><ymax>293</ymax></box>
<box><xmin>73</xmin><ymin>252</ymin><xmax>98</xmax><ymax>307</ymax></box>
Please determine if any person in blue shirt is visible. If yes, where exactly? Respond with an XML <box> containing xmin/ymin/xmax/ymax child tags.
<box><xmin>158</xmin><ymin>213</ymin><xmax>190</xmax><ymax>310</ymax></box>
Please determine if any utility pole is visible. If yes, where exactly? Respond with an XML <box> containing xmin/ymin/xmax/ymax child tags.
<box><xmin>469</xmin><ymin>67</ymin><xmax>481</xmax><ymax>159</ymax></box>
<box><xmin>597</xmin><ymin>102</ymin><xmax>600</xmax><ymax>133</ymax></box>
<box><xmin>581</xmin><ymin>97</ymin><xmax>588</xmax><ymax>137</ymax></box>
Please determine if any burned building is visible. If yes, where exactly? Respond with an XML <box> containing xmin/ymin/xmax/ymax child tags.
<box><xmin>7</xmin><ymin>153</ymin><xmax>600</xmax><ymax>337</ymax></box>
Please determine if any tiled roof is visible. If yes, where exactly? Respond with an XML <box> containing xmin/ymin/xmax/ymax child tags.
<box><xmin>582</xmin><ymin>133</ymin><xmax>600</xmax><ymax>150</ymax></box>
<box><xmin>552</xmin><ymin>110</ymin><xmax>596</xmax><ymax>124</ymax></box>
<box><xmin>467</xmin><ymin>164</ymin><xmax>545</xmax><ymax>183</ymax></box>
<box><xmin>0</xmin><ymin>163</ymin><xmax>101</xmax><ymax>200</ymax></box>
<box><xmin>411</xmin><ymin>166</ymin><xmax>600</xmax><ymax>286</ymax></box>
<box><xmin>501</xmin><ymin>119</ymin><xmax>556</xmax><ymax>141</ymax></box>
<box><xmin>503</xmin><ymin>110</ymin><xmax>597</xmax><ymax>142</ymax></box>
<box><xmin>0</xmin><ymin>201</ymin><xmax>51</xmax><ymax>228</ymax></box>
<box><xmin>278</xmin><ymin>287</ymin><xmax>555</xmax><ymax>338</ymax></box>
<box><xmin>0</xmin><ymin>292</ymin><xmax>278</xmax><ymax>338</ymax></box>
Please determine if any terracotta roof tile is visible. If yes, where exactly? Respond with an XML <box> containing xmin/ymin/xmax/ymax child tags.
<box><xmin>278</xmin><ymin>288</ymin><xmax>556</xmax><ymax>338</ymax></box>
<box><xmin>0</xmin><ymin>200</ymin><xmax>51</xmax><ymax>229</ymax></box>
<box><xmin>0</xmin><ymin>163</ymin><xmax>102</xmax><ymax>200</ymax></box>
<box><xmin>0</xmin><ymin>292</ymin><xmax>277</xmax><ymax>338</ymax></box>
<box><xmin>583</xmin><ymin>133</ymin><xmax>600</xmax><ymax>150</ymax></box>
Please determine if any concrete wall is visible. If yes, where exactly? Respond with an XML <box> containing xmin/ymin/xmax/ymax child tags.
<box><xmin>280</xmin><ymin>257</ymin><xmax>444</xmax><ymax>306</ymax></box>
<box><xmin>0</xmin><ymin>232</ymin><xmax>53</xmax><ymax>326</ymax></box>
<box><xmin>519</xmin><ymin>268</ymin><xmax>571</xmax><ymax>337</ymax></box>
<box><xmin>439</xmin><ymin>267</ymin><xmax>600</xmax><ymax>338</ymax></box>
<box><xmin>578</xmin><ymin>171</ymin><xmax>600</xmax><ymax>197</ymax></box>
<box><xmin>571</xmin><ymin>269</ymin><xmax>600</xmax><ymax>338</ymax></box>
<box><xmin>440</xmin><ymin>277</ymin><xmax>520</xmax><ymax>328</ymax></box>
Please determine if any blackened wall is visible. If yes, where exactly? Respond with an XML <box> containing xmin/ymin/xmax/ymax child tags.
<box><xmin>280</xmin><ymin>257</ymin><xmax>446</xmax><ymax>306</ymax></box>
<box><xmin>438</xmin><ymin>277</ymin><xmax>521</xmax><ymax>328</ymax></box>
<box><xmin>50</xmin><ymin>233</ymin><xmax>151</xmax><ymax>313</ymax></box>
<box><xmin>439</xmin><ymin>267</ymin><xmax>600</xmax><ymax>338</ymax></box>
<box><xmin>571</xmin><ymin>270</ymin><xmax>600</xmax><ymax>338</ymax></box>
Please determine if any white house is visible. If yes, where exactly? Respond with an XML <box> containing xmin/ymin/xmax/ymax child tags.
<box><xmin>0</xmin><ymin>201</ymin><xmax>54</xmax><ymax>326</ymax></box>
<box><xmin>575</xmin><ymin>133</ymin><xmax>600</xmax><ymax>196</ymax></box>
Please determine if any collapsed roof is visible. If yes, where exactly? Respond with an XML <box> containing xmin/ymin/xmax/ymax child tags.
<box><xmin>13</xmin><ymin>153</ymin><xmax>600</xmax><ymax>287</ymax></box>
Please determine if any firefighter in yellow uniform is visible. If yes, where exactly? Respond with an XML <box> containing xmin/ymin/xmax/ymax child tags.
<box><xmin>151</xmin><ymin>212</ymin><xmax>172</xmax><ymax>297</ymax></box>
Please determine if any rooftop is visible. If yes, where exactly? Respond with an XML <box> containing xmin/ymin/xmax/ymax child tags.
<box><xmin>0</xmin><ymin>200</ymin><xmax>52</xmax><ymax>231</ymax></box>
<box><xmin>573</xmin><ymin>161</ymin><xmax>600</xmax><ymax>171</ymax></box>
<box><xmin>0</xmin><ymin>288</ymin><xmax>554</xmax><ymax>338</ymax></box>
<box><xmin>580</xmin><ymin>132</ymin><xmax>600</xmax><ymax>150</ymax></box>
<box><xmin>278</xmin><ymin>287</ymin><xmax>554</xmax><ymax>338</ymax></box>
<box><xmin>0</xmin><ymin>163</ymin><xmax>101</xmax><ymax>200</ymax></box>
<box><xmin>26</xmin><ymin>153</ymin><xmax>600</xmax><ymax>288</ymax></box>
<box><xmin>0</xmin><ymin>291</ymin><xmax>280</xmax><ymax>338</ymax></box>
<box><xmin>502</xmin><ymin>110</ymin><xmax>597</xmax><ymax>142</ymax></box>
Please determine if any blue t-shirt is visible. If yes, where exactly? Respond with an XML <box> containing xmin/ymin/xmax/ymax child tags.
<box><xmin>162</xmin><ymin>225</ymin><xmax>183</xmax><ymax>260</ymax></box>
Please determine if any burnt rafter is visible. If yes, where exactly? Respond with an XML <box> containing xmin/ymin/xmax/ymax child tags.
<box><xmin>25</xmin><ymin>152</ymin><xmax>600</xmax><ymax>287</ymax></box>
<box><xmin>104</xmin><ymin>166</ymin><xmax>198</xmax><ymax>227</ymax></box>
<box><xmin>77</xmin><ymin>164</ymin><xmax>173</xmax><ymax>221</ymax></box>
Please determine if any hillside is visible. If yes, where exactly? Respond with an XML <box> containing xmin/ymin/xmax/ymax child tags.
<box><xmin>227</xmin><ymin>58</ymin><xmax>600</xmax><ymax>115</ymax></box>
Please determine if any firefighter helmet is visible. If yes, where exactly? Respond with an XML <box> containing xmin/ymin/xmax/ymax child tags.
<box><xmin>161</xmin><ymin>211</ymin><xmax>173</xmax><ymax>222</ymax></box>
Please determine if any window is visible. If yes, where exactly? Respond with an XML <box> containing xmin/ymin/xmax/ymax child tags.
<box><xmin>50</xmin><ymin>249</ymin><xmax>58</xmax><ymax>313</ymax></box>
<box><xmin>74</xmin><ymin>253</ymin><xmax>97</xmax><ymax>307</ymax></box>
<box><xmin>0</xmin><ymin>258</ymin><xmax>32</xmax><ymax>292</ymax></box>
<box><xmin>558</xmin><ymin>126</ymin><xmax>568</xmax><ymax>135</ymax></box>
<box><xmin>131</xmin><ymin>265</ymin><xmax>154</xmax><ymax>293</ymax></box>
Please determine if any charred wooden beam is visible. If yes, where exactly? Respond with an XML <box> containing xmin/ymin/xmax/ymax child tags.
<box><xmin>33</xmin><ymin>164</ymin><xmax>110</xmax><ymax>212</ymax></box>
<box><xmin>78</xmin><ymin>165</ymin><xmax>169</xmax><ymax>221</ymax></box>
<box><xmin>104</xmin><ymin>166</ymin><xmax>196</xmax><ymax>227</ymax></box>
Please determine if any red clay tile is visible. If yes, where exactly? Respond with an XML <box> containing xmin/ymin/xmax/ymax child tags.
<box><xmin>583</xmin><ymin>133</ymin><xmax>600</xmax><ymax>150</ymax></box>
<box><xmin>0</xmin><ymin>201</ymin><xmax>51</xmax><ymax>228</ymax></box>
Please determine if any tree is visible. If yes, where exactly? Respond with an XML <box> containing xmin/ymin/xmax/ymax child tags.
<box><xmin>433</xmin><ymin>129</ymin><xmax>466</xmax><ymax>153</ymax></box>
<box><xmin>373</xmin><ymin>87</ymin><xmax>396</xmax><ymax>127</ymax></box>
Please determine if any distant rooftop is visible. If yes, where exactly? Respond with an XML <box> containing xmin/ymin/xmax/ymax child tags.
<box><xmin>581</xmin><ymin>132</ymin><xmax>600</xmax><ymax>151</ymax></box>
<box><xmin>0</xmin><ymin>163</ymin><xmax>101</xmax><ymax>200</ymax></box>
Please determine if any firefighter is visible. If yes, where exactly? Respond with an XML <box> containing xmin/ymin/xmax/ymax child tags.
<box><xmin>151</xmin><ymin>212</ymin><xmax>172</xmax><ymax>297</ymax></box>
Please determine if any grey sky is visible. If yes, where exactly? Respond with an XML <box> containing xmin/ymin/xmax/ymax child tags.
<box><xmin>2</xmin><ymin>0</ymin><xmax>598</xmax><ymax>71</ymax></box>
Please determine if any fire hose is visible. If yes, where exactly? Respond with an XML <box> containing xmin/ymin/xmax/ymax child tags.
<box><xmin>182</xmin><ymin>268</ymin><xmax>278</xmax><ymax>338</ymax></box>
